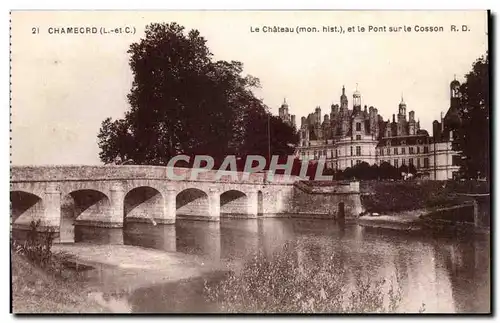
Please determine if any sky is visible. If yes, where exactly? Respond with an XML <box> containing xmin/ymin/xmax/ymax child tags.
<box><xmin>10</xmin><ymin>10</ymin><xmax>488</xmax><ymax>165</ymax></box>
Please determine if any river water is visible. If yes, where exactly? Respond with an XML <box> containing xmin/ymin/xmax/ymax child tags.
<box><xmin>75</xmin><ymin>218</ymin><xmax>490</xmax><ymax>313</ymax></box>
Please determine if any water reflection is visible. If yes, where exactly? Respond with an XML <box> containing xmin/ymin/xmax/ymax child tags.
<box><xmin>73</xmin><ymin>218</ymin><xmax>490</xmax><ymax>313</ymax></box>
<box><xmin>75</xmin><ymin>226</ymin><xmax>124</xmax><ymax>245</ymax></box>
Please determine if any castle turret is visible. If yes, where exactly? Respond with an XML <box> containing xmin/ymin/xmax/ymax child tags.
<box><xmin>340</xmin><ymin>85</ymin><xmax>348</xmax><ymax>113</ymax></box>
<box><xmin>408</xmin><ymin>110</ymin><xmax>416</xmax><ymax>135</ymax></box>
<box><xmin>315</xmin><ymin>106</ymin><xmax>321</xmax><ymax>124</ymax></box>
<box><xmin>331</xmin><ymin>103</ymin><xmax>339</xmax><ymax>117</ymax></box>
<box><xmin>398</xmin><ymin>95</ymin><xmax>407</xmax><ymax>122</ymax></box>
<box><xmin>279</xmin><ymin>98</ymin><xmax>289</xmax><ymax>120</ymax></box>
<box><xmin>353</xmin><ymin>84</ymin><xmax>361</xmax><ymax>110</ymax></box>
<box><xmin>450</xmin><ymin>76</ymin><xmax>460</xmax><ymax>104</ymax></box>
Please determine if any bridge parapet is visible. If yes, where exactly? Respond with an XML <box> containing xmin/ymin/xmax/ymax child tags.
<box><xmin>11</xmin><ymin>165</ymin><xmax>300</xmax><ymax>184</ymax></box>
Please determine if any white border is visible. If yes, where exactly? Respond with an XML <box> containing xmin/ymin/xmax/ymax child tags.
<box><xmin>3</xmin><ymin>1</ymin><xmax>498</xmax><ymax>322</ymax></box>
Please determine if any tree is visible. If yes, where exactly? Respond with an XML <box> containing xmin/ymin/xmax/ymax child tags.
<box><xmin>454</xmin><ymin>52</ymin><xmax>489</xmax><ymax>180</ymax></box>
<box><xmin>238</xmin><ymin>115</ymin><xmax>298</xmax><ymax>163</ymax></box>
<box><xmin>379</xmin><ymin>162</ymin><xmax>400</xmax><ymax>180</ymax></box>
<box><xmin>97</xmin><ymin>22</ymin><xmax>297</xmax><ymax>165</ymax></box>
<box><xmin>97</xmin><ymin>117</ymin><xmax>135</xmax><ymax>164</ymax></box>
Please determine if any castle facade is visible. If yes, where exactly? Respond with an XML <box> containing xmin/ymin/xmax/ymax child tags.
<box><xmin>280</xmin><ymin>80</ymin><xmax>462</xmax><ymax>180</ymax></box>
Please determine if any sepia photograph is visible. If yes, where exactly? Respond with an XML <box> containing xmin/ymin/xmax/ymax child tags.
<box><xmin>9</xmin><ymin>10</ymin><xmax>490</xmax><ymax>314</ymax></box>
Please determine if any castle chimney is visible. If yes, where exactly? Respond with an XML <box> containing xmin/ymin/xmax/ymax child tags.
<box><xmin>392</xmin><ymin>114</ymin><xmax>396</xmax><ymax>123</ymax></box>
<box><xmin>441</xmin><ymin>112</ymin><xmax>444</xmax><ymax>131</ymax></box>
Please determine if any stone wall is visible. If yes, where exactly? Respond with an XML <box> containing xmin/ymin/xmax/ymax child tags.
<box><xmin>286</xmin><ymin>182</ymin><xmax>363</xmax><ymax>218</ymax></box>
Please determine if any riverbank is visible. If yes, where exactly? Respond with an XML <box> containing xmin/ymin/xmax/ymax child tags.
<box><xmin>356</xmin><ymin>209</ymin><xmax>426</xmax><ymax>231</ymax></box>
<box><xmin>11</xmin><ymin>253</ymin><xmax>107</xmax><ymax>313</ymax></box>
<box><xmin>12</xmin><ymin>243</ymin><xmax>230</xmax><ymax>313</ymax></box>
<box><xmin>360</xmin><ymin>180</ymin><xmax>482</xmax><ymax>214</ymax></box>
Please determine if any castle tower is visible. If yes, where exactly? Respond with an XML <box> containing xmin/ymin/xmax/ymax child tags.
<box><xmin>279</xmin><ymin>98</ymin><xmax>289</xmax><ymax>121</ymax></box>
<box><xmin>408</xmin><ymin>110</ymin><xmax>416</xmax><ymax>135</ymax></box>
<box><xmin>353</xmin><ymin>84</ymin><xmax>361</xmax><ymax>111</ymax></box>
<box><xmin>444</xmin><ymin>76</ymin><xmax>462</xmax><ymax>133</ymax></box>
<box><xmin>315</xmin><ymin>106</ymin><xmax>322</xmax><ymax>124</ymax></box>
<box><xmin>340</xmin><ymin>85</ymin><xmax>348</xmax><ymax>113</ymax></box>
<box><xmin>450</xmin><ymin>75</ymin><xmax>461</xmax><ymax>106</ymax></box>
<box><xmin>331</xmin><ymin>103</ymin><xmax>339</xmax><ymax>118</ymax></box>
<box><xmin>398</xmin><ymin>94</ymin><xmax>407</xmax><ymax>121</ymax></box>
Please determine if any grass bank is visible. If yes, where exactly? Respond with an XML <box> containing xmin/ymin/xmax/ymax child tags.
<box><xmin>11</xmin><ymin>252</ymin><xmax>106</xmax><ymax>313</ymax></box>
<box><xmin>360</xmin><ymin>180</ymin><xmax>488</xmax><ymax>214</ymax></box>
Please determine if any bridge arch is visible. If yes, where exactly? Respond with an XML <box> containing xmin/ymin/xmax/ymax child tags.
<box><xmin>10</xmin><ymin>191</ymin><xmax>44</xmax><ymax>227</ymax></box>
<box><xmin>176</xmin><ymin>188</ymin><xmax>209</xmax><ymax>219</ymax></box>
<box><xmin>220</xmin><ymin>190</ymin><xmax>248</xmax><ymax>217</ymax></box>
<box><xmin>60</xmin><ymin>189</ymin><xmax>110</xmax><ymax>242</ymax></box>
<box><xmin>124</xmin><ymin>186</ymin><xmax>164</xmax><ymax>224</ymax></box>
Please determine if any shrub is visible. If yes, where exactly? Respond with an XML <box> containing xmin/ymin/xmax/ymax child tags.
<box><xmin>204</xmin><ymin>242</ymin><xmax>405</xmax><ymax>313</ymax></box>
<box><xmin>12</xmin><ymin>220</ymin><xmax>54</xmax><ymax>268</ymax></box>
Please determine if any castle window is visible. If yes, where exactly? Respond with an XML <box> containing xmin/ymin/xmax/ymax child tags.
<box><xmin>394</xmin><ymin>147</ymin><xmax>398</xmax><ymax>155</ymax></box>
<box><xmin>402</xmin><ymin>159</ymin><xmax>406</xmax><ymax>165</ymax></box>
<box><xmin>350</xmin><ymin>147</ymin><xmax>353</xmax><ymax>156</ymax></box>
<box><xmin>356</xmin><ymin>160</ymin><xmax>361</xmax><ymax>165</ymax></box>
<box><xmin>350</xmin><ymin>160</ymin><xmax>353</xmax><ymax>167</ymax></box>
<box><xmin>336</xmin><ymin>149</ymin><xmax>338</xmax><ymax>157</ymax></box>
<box><xmin>356</xmin><ymin>135</ymin><xmax>361</xmax><ymax>140</ymax></box>
<box><xmin>356</xmin><ymin>122</ymin><xmax>361</xmax><ymax>131</ymax></box>
<box><xmin>394</xmin><ymin>159</ymin><xmax>399</xmax><ymax>168</ymax></box>
<box><xmin>409</xmin><ymin>147</ymin><xmax>414</xmax><ymax>154</ymax></box>
<box><xmin>424</xmin><ymin>146</ymin><xmax>429</xmax><ymax>153</ymax></box>
<box><xmin>401</xmin><ymin>147</ymin><xmax>406</xmax><ymax>154</ymax></box>
<box><xmin>387</xmin><ymin>148</ymin><xmax>390</xmax><ymax>155</ymax></box>
<box><xmin>356</xmin><ymin>146</ymin><xmax>361</xmax><ymax>156</ymax></box>
<box><xmin>409</xmin><ymin>158</ymin><xmax>414</xmax><ymax>165</ymax></box>
<box><xmin>417</xmin><ymin>146</ymin><xmax>420</xmax><ymax>154</ymax></box>
<box><xmin>380</xmin><ymin>149</ymin><xmax>384</xmax><ymax>156</ymax></box>
<box><xmin>424</xmin><ymin>157</ymin><xmax>429</xmax><ymax>168</ymax></box>
<box><xmin>417</xmin><ymin>158</ymin><xmax>421</xmax><ymax>168</ymax></box>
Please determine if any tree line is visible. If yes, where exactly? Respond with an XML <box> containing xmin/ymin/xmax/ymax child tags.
<box><xmin>454</xmin><ymin>52</ymin><xmax>489</xmax><ymax>181</ymax></box>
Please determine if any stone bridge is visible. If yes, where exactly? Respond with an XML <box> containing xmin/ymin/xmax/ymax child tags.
<box><xmin>10</xmin><ymin>165</ymin><xmax>363</xmax><ymax>241</ymax></box>
<box><xmin>10</xmin><ymin>165</ymin><xmax>300</xmax><ymax>227</ymax></box>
